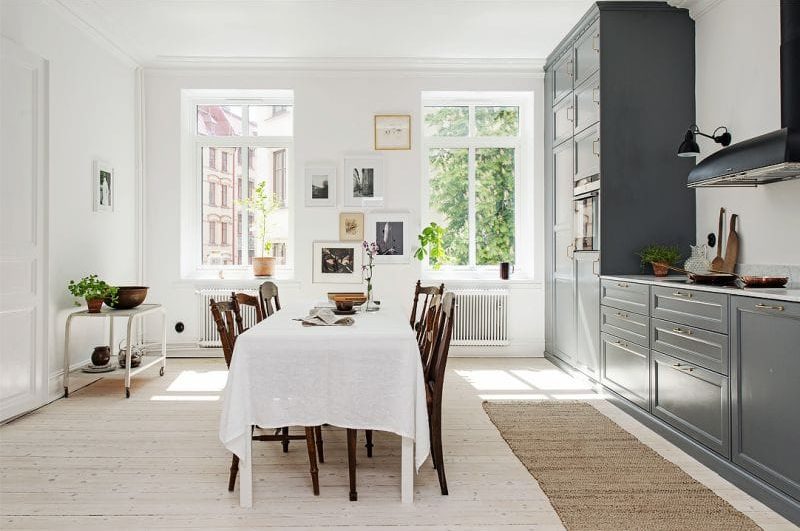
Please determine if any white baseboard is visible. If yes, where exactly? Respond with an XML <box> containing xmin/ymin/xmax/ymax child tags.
<box><xmin>451</xmin><ymin>340</ymin><xmax>544</xmax><ymax>357</ymax></box>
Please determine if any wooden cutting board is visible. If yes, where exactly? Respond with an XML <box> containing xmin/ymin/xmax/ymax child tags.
<box><xmin>722</xmin><ymin>214</ymin><xmax>739</xmax><ymax>273</ymax></box>
<box><xmin>710</xmin><ymin>207</ymin><xmax>725</xmax><ymax>271</ymax></box>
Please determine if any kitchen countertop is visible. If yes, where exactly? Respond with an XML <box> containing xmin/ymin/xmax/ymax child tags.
<box><xmin>602</xmin><ymin>274</ymin><xmax>800</xmax><ymax>303</ymax></box>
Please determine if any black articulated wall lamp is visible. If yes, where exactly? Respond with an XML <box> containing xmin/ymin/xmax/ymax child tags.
<box><xmin>677</xmin><ymin>125</ymin><xmax>732</xmax><ymax>157</ymax></box>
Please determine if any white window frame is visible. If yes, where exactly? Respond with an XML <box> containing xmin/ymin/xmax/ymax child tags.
<box><xmin>420</xmin><ymin>91</ymin><xmax>534</xmax><ymax>277</ymax></box>
<box><xmin>180</xmin><ymin>89</ymin><xmax>295</xmax><ymax>279</ymax></box>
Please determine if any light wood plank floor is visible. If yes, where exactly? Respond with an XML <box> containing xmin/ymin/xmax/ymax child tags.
<box><xmin>0</xmin><ymin>357</ymin><xmax>795</xmax><ymax>529</ymax></box>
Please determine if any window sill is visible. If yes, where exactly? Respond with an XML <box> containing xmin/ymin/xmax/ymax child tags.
<box><xmin>174</xmin><ymin>270</ymin><xmax>300</xmax><ymax>289</ymax></box>
<box><xmin>421</xmin><ymin>270</ymin><xmax>541</xmax><ymax>288</ymax></box>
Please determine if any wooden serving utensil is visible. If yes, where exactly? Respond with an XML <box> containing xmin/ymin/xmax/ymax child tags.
<box><xmin>722</xmin><ymin>213</ymin><xmax>739</xmax><ymax>273</ymax></box>
<box><xmin>710</xmin><ymin>207</ymin><xmax>725</xmax><ymax>272</ymax></box>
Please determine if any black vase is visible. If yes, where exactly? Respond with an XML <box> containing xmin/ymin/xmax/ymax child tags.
<box><xmin>91</xmin><ymin>346</ymin><xmax>111</xmax><ymax>366</ymax></box>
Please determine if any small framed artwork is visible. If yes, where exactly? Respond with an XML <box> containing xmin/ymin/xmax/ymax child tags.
<box><xmin>312</xmin><ymin>241</ymin><xmax>364</xmax><ymax>283</ymax></box>
<box><xmin>375</xmin><ymin>114</ymin><xmax>411</xmax><ymax>150</ymax></box>
<box><xmin>305</xmin><ymin>166</ymin><xmax>336</xmax><ymax>207</ymax></box>
<box><xmin>344</xmin><ymin>156</ymin><xmax>384</xmax><ymax>207</ymax></box>
<box><xmin>339</xmin><ymin>212</ymin><xmax>365</xmax><ymax>241</ymax></box>
<box><xmin>93</xmin><ymin>160</ymin><xmax>114</xmax><ymax>212</ymax></box>
<box><xmin>366</xmin><ymin>212</ymin><xmax>411</xmax><ymax>264</ymax></box>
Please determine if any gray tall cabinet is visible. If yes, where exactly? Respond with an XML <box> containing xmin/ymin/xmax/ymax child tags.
<box><xmin>544</xmin><ymin>1</ymin><xmax>697</xmax><ymax>379</ymax></box>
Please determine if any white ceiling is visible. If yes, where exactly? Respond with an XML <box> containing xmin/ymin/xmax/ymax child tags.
<box><xmin>55</xmin><ymin>0</ymin><xmax>597</xmax><ymax>69</ymax></box>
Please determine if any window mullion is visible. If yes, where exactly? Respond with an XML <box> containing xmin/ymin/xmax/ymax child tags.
<box><xmin>468</xmin><ymin>145</ymin><xmax>477</xmax><ymax>269</ymax></box>
<box><xmin>241</xmin><ymin>146</ymin><xmax>249</xmax><ymax>265</ymax></box>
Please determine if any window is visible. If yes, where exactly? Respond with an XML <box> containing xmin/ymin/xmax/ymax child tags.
<box><xmin>187</xmin><ymin>93</ymin><xmax>294</xmax><ymax>271</ymax></box>
<box><xmin>422</xmin><ymin>93</ymin><xmax>530</xmax><ymax>271</ymax></box>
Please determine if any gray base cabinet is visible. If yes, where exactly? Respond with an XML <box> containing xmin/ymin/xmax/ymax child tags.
<box><xmin>731</xmin><ymin>296</ymin><xmax>800</xmax><ymax>501</ymax></box>
<box><xmin>576</xmin><ymin>252</ymin><xmax>600</xmax><ymax>378</ymax></box>
<box><xmin>600</xmin><ymin>333</ymin><xmax>649</xmax><ymax>410</ymax></box>
<box><xmin>651</xmin><ymin>351</ymin><xmax>730</xmax><ymax>457</ymax></box>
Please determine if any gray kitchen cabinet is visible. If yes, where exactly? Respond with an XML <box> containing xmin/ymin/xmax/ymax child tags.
<box><xmin>601</xmin><ymin>305</ymin><xmax>649</xmax><ymax>347</ymax></box>
<box><xmin>651</xmin><ymin>350</ymin><xmax>730</xmax><ymax>457</ymax></box>
<box><xmin>651</xmin><ymin>318</ymin><xmax>729</xmax><ymax>375</ymax></box>
<box><xmin>600</xmin><ymin>279</ymin><xmax>649</xmax><ymax>315</ymax></box>
<box><xmin>575</xmin><ymin>252</ymin><xmax>600</xmax><ymax>378</ymax></box>
<box><xmin>731</xmin><ymin>296</ymin><xmax>800</xmax><ymax>501</ymax></box>
<box><xmin>555</xmin><ymin>277</ymin><xmax>577</xmax><ymax>365</ymax></box>
<box><xmin>573</xmin><ymin>123</ymin><xmax>600</xmax><ymax>183</ymax></box>
<box><xmin>553</xmin><ymin>97</ymin><xmax>574</xmax><ymax>146</ymax></box>
<box><xmin>573</xmin><ymin>19</ymin><xmax>600</xmax><ymax>87</ymax></box>
<box><xmin>552</xmin><ymin>51</ymin><xmax>573</xmax><ymax>106</ymax></box>
<box><xmin>601</xmin><ymin>332</ymin><xmax>649</xmax><ymax>410</ymax></box>
<box><xmin>651</xmin><ymin>285</ymin><xmax>728</xmax><ymax>334</ymax></box>
<box><xmin>574</xmin><ymin>72</ymin><xmax>600</xmax><ymax>133</ymax></box>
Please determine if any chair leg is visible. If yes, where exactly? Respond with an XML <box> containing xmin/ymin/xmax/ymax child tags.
<box><xmin>281</xmin><ymin>426</ymin><xmax>290</xmax><ymax>453</ymax></box>
<box><xmin>428</xmin><ymin>413</ymin><xmax>437</xmax><ymax>469</ymax></box>
<box><xmin>347</xmin><ymin>428</ymin><xmax>358</xmax><ymax>501</ymax></box>
<box><xmin>314</xmin><ymin>426</ymin><xmax>325</xmax><ymax>463</ymax></box>
<box><xmin>304</xmin><ymin>427</ymin><xmax>320</xmax><ymax>496</ymax></box>
<box><xmin>228</xmin><ymin>454</ymin><xmax>239</xmax><ymax>492</ymax></box>
<box><xmin>431</xmin><ymin>406</ymin><xmax>448</xmax><ymax>495</ymax></box>
<box><xmin>365</xmin><ymin>429</ymin><xmax>373</xmax><ymax>458</ymax></box>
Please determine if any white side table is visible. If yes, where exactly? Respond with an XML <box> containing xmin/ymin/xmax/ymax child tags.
<box><xmin>63</xmin><ymin>304</ymin><xmax>167</xmax><ymax>398</ymax></box>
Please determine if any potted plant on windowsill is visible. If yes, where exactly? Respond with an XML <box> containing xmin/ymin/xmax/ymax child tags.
<box><xmin>238</xmin><ymin>181</ymin><xmax>281</xmax><ymax>277</ymax></box>
<box><xmin>636</xmin><ymin>244</ymin><xmax>682</xmax><ymax>277</ymax></box>
<box><xmin>68</xmin><ymin>274</ymin><xmax>118</xmax><ymax>313</ymax></box>
<box><xmin>414</xmin><ymin>222</ymin><xmax>447</xmax><ymax>270</ymax></box>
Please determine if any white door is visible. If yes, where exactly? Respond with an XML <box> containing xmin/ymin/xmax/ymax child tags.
<box><xmin>0</xmin><ymin>38</ymin><xmax>49</xmax><ymax>422</ymax></box>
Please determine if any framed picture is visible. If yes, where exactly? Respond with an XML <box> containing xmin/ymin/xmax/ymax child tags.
<box><xmin>366</xmin><ymin>212</ymin><xmax>411</xmax><ymax>263</ymax></box>
<box><xmin>93</xmin><ymin>160</ymin><xmax>114</xmax><ymax>212</ymax></box>
<box><xmin>312</xmin><ymin>241</ymin><xmax>364</xmax><ymax>283</ymax></box>
<box><xmin>339</xmin><ymin>212</ymin><xmax>365</xmax><ymax>241</ymax></box>
<box><xmin>374</xmin><ymin>114</ymin><xmax>411</xmax><ymax>150</ymax></box>
<box><xmin>344</xmin><ymin>156</ymin><xmax>384</xmax><ymax>207</ymax></box>
<box><xmin>305</xmin><ymin>166</ymin><xmax>336</xmax><ymax>207</ymax></box>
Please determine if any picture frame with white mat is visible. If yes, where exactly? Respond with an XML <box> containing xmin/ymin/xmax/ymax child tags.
<box><xmin>366</xmin><ymin>212</ymin><xmax>411</xmax><ymax>264</ymax></box>
<box><xmin>344</xmin><ymin>156</ymin><xmax>384</xmax><ymax>208</ymax></box>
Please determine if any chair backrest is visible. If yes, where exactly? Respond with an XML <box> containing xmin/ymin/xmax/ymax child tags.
<box><xmin>426</xmin><ymin>292</ymin><xmax>455</xmax><ymax>402</ymax></box>
<box><xmin>419</xmin><ymin>293</ymin><xmax>442</xmax><ymax>372</ymax></box>
<box><xmin>209</xmin><ymin>297</ymin><xmax>239</xmax><ymax>368</ymax></box>
<box><xmin>259</xmin><ymin>281</ymin><xmax>281</xmax><ymax>317</ymax></box>
<box><xmin>233</xmin><ymin>291</ymin><xmax>264</xmax><ymax>332</ymax></box>
<box><xmin>410</xmin><ymin>280</ymin><xmax>445</xmax><ymax>346</ymax></box>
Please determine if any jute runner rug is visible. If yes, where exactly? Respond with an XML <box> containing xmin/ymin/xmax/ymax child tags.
<box><xmin>482</xmin><ymin>400</ymin><xmax>760</xmax><ymax>530</ymax></box>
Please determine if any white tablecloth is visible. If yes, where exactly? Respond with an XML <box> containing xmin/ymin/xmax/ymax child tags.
<box><xmin>219</xmin><ymin>304</ymin><xmax>430</xmax><ymax>470</ymax></box>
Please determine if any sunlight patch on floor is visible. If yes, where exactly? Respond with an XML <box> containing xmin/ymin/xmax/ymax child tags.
<box><xmin>150</xmin><ymin>395</ymin><xmax>220</xmax><ymax>401</ymax></box>
<box><xmin>165</xmin><ymin>370</ymin><xmax>228</xmax><ymax>392</ymax></box>
<box><xmin>478</xmin><ymin>393</ymin><xmax>549</xmax><ymax>400</ymax></box>
<box><xmin>454</xmin><ymin>369</ymin><xmax>533</xmax><ymax>391</ymax></box>
<box><xmin>510</xmin><ymin>368</ymin><xmax>593</xmax><ymax>391</ymax></box>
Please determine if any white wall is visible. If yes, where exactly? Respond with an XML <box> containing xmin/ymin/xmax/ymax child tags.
<box><xmin>144</xmin><ymin>69</ymin><xmax>545</xmax><ymax>355</ymax></box>
<box><xmin>694</xmin><ymin>0</ymin><xmax>800</xmax><ymax>267</ymax></box>
<box><xmin>1</xmin><ymin>0</ymin><xmax>139</xmax><ymax>396</ymax></box>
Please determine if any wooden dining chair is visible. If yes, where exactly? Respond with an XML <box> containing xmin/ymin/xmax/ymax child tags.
<box><xmin>258</xmin><ymin>281</ymin><xmax>281</xmax><ymax>317</ymax></box>
<box><xmin>426</xmin><ymin>291</ymin><xmax>455</xmax><ymax>495</ymax></box>
<box><xmin>231</xmin><ymin>291</ymin><xmax>264</xmax><ymax>333</ymax></box>
<box><xmin>209</xmin><ymin>297</ymin><xmax>321</xmax><ymax>496</ymax></box>
<box><xmin>409</xmin><ymin>280</ymin><xmax>445</xmax><ymax>348</ymax></box>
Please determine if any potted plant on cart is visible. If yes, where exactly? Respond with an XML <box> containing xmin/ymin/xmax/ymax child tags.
<box><xmin>414</xmin><ymin>222</ymin><xmax>447</xmax><ymax>270</ymax></box>
<box><xmin>68</xmin><ymin>274</ymin><xmax>118</xmax><ymax>313</ymax></box>
<box><xmin>238</xmin><ymin>181</ymin><xmax>281</xmax><ymax>277</ymax></box>
<box><xmin>636</xmin><ymin>244</ymin><xmax>682</xmax><ymax>277</ymax></box>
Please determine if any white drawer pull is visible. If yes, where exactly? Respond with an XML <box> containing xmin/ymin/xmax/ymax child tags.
<box><xmin>672</xmin><ymin>291</ymin><xmax>693</xmax><ymax>299</ymax></box>
<box><xmin>755</xmin><ymin>303</ymin><xmax>784</xmax><ymax>312</ymax></box>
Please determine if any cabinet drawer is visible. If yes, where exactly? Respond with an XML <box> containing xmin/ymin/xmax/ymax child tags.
<box><xmin>552</xmin><ymin>51</ymin><xmax>573</xmax><ymax>105</ymax></box>
<box><xmin>574</xmin><ymin>123</ymin><xmax>600</xmax><ymax>182</ymax></box>
<box><xmin>651</xmin><ymin>351</ymin><xmax>730</xmax><ymax>457</ymax></box>
<box><xmin>574</xmin><ymin>72</ymin><xmax>599</xmax><ymax>133</ymax></box>
<box><xmin>601</xmin><ymin>279</ymin><xmax>649</xmax><ymax>315</ymax></box>
<box><xmin>574</xmin><ymin>19</ymin><xmax>600</xmax><ymax>88</ymax></box>
<box><xmin>651</xmin><ymin>286</ymin><xmax>728</xmax><ymax>333</ymax></box>
<box><xmin>601</xmin><ymin>305</ymin><xmax>649</xmax><ymax>347</ymax></box>
<box><xmin>553</xmin><ymin>97</ymin><xmax>574</xmax><ymax>146</ymax></box>
<box><xmin>651</xmin><ymin>318</ymin><xmax>729</xmax><ymax>375</ymax></box>
<box><xmin>601</xmin><ymin>333</ymin><xmax>649</xmax><ymax>410</ymax></box>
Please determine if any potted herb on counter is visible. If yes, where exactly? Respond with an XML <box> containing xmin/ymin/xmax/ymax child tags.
<box><xmin>68</xmin><ymin>275</ymin><xmax>118</xmax><ymax>313</ymax></box>
<box><xmin>636</xmin><ymin>245</ymin><xmax>682</xmax><ymax>277</ymax></box>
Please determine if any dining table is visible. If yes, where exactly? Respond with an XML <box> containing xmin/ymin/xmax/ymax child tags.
<box><xmin>219</xmin><ymin>302</ymin><xmax>430</xmax><ymax>507</ymax></box>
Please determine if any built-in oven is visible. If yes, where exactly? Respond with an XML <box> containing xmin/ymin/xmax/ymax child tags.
<box><xmin>573</xmin><ymin>178</ymin><xmax>599</xmax><ymax>251</ymax></box>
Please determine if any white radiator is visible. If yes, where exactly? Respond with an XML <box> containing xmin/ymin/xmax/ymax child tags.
<box><xmin>449</xmin><ymin>289</ymin><xmax>510</xmax><ymax>346</ymax></box>
<box><xmin>197</xmin><ymin>288</ymin><xmax>259</xmax><ymax>347</ymax></box>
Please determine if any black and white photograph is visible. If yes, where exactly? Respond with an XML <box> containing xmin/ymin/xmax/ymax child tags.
<box><xmin>304</xmin><ymin>166</ymin><xmax>336</xmax><ymax>207</ymax></box>
<box><xmin>93</xmin><ymin>160</ymin><xmax>114</xmax><ymax>212</ymax></box>
<box><xmin>312</xmin><ymin>241</ymin><xmax>363</xmax><ymax>283</ymax></box>
<box><xmin>344</xmin><ymin>156</ymin><xmax>384</xmax><ymax>207</ymax></box>
<box><xmin>366</xmin><ymin>212</ymin><xmax>410</xmax><ymax>263</ymax></box>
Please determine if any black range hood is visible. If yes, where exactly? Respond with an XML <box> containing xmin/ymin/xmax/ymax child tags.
<box><xmin>688</xmin><ymin>0</ymin><xmax>800</xmax><ymax>187</ymax></box>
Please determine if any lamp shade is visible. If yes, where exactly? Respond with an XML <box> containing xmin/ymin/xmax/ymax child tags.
<box><xmin>677</xmin><ymin>129</ymin><xmax>700</xmax><ymax>157</ymax></box>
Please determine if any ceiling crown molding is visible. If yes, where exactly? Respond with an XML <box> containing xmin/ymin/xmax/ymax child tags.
<box><xmin>668</xmin><ymin>0</ymin><xmax>724</xmax><ymax>20</ymax></box>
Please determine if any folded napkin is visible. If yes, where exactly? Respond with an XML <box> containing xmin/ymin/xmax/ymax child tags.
<box><xmin>299</xmin><ymin>308</ymin><xmax>355</xmax><ymax>327</ymax></box>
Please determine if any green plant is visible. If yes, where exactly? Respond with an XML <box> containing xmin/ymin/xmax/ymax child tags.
<box><xmin>67</xmin><ymin>275</ymin><xmax>118</xmax><ymax>306</ymax></box>
<box><xmin>237</xmin><ymin>181</ymin><xmax>281</xmax><ymax>257</ymax></box>
<box><xmin>414</xmin><ymin>222</ymin><xmax>447</xmax><ymax>270</ymax></box>
<box><xmin>636</xmin><ymin>244</ymin><xmax>682</xmax><ymax>268</ymax></box>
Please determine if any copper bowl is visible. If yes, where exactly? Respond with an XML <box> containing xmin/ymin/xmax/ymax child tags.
<box><xmin>328</xmin><ymin>292</ymin><xmax>368</xmax><ymax>306</ymax></box>
<box><xmin>335</xmin><ymin>300</ymin><xmax>355</xmax><ymax>312</ymax></box>
<box><xmin>106</xmin><ymin>286</ymin><xmax>148</xmax><ymax>309</ymax></box>
<box><xmin>741</xmin><ymin>276</ymin><xmax>789</xmax><ymax>288</ymax></box>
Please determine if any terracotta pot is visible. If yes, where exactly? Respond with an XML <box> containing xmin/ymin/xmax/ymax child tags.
<box><xmin>651</xmin><ymin>262</ymin><xmax>670</xmax><ymax>277</ymax></box>
<box><xmin>86</xmin><ymin>298</ymin><xmax>104</xmax><ymax>313</ymax></box>
<box><xmin>253</xmin><ymin>257</ymin><xmax>276</xmax><ymax>277</ymax></box>
<box><xmin>91</xmin><ymin>346</ymin><xmax>111</xmax><ymax>366</ymax></box>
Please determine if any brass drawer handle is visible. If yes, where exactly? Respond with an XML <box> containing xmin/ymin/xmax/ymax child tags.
<box><xmin>617</xmin><ymin>282</ymin><xmax>629</xmax><ymax>288</ymax></box>
<box><xmin>567</xmin><ymin>106</ymin><xmax>574</xmax><ymax>122</ymax></box>
<box><xmin>567</xmin><ymin>60</ymin><xmax>574</xmax><ymax>77</ymax></box>
<box><xmin>592</xmin><ymin>34</ymin><xmax>600</xmax><ymax>52</ymax></box>
<box><xmin>616</xmin><ymin>311</ymin><xmax>630</xmax><ymax>320</ymax></box>
<box><xmin>592</xmin><ymin>138</ymin><xmax>600</xmax><ymax>157</ymax></box>
<box><xmin>672</xmin><ymin>363</ymin><xmax>694</xmax><ymax>372</ymax></box>
<box><xmin>592</xmin><ymin>87</ymin><xmax>600</xmax><ymax>104</ymax></box>
<box><xmin>672</xmin><ymin>291</ymin><xmax>693</xmax><ymax>299</ymax></box>
<box><xmin>671</xmin><ymin>327</ymin><xmax>693</xmax><ymax>336</ymax></box>
<box><xmin>755</xmin><ymin>303</ymin><xmax>784</xmax><ymax>312</ymax></box>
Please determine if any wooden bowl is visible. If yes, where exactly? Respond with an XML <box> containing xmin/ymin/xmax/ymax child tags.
<box><xmin>328</xmin><ymin>292</ymin><xmax>368</xmax><ymax>306</ymax></box>
<box><xmin>335</xmin><ymin>300</ymin><xmax>355</xmax><ymax>312</ymax></box>
<box><xmin>107</xmin><ymin>286</ymin><xmax>148</xmax><ymax>309</ymax></box>
<box><xmin>741</xmin><ymin>276</ymin><xmax>789</xmax><ymax>288</ymax></box>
